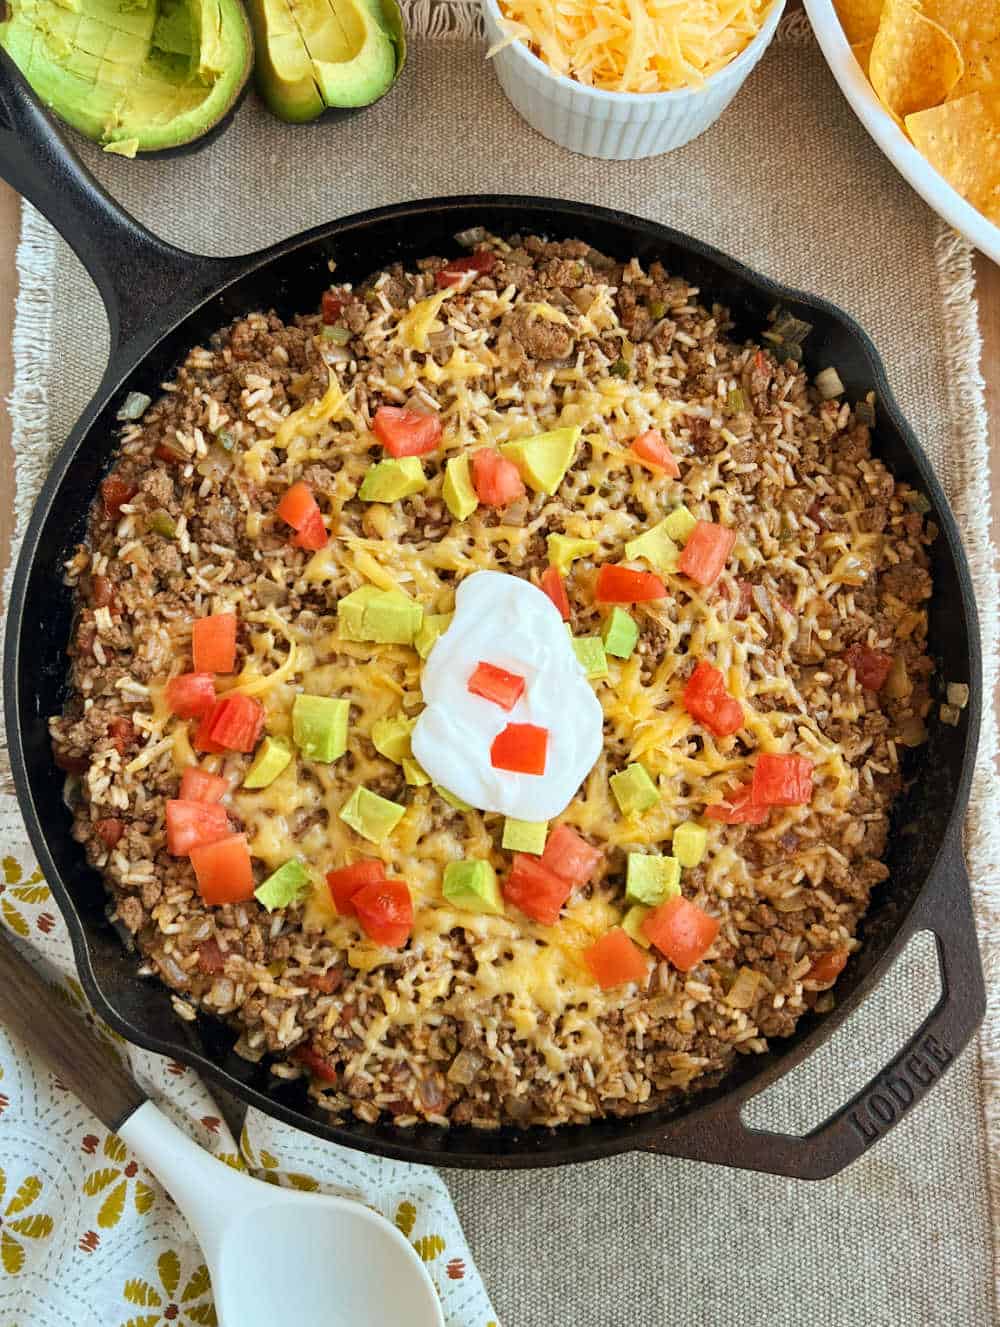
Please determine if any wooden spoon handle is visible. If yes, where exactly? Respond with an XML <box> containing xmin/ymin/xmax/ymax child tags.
<box><xmin>0</xmin><ymin>929</ymin><xmax>145</xmax><ymax>1130</ymax></box>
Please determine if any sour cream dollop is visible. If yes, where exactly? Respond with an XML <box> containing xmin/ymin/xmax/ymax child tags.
<box><xmin>411</xmin><ymin>571</ymin><xmax>604</xmax><ymax>819</ymax></box>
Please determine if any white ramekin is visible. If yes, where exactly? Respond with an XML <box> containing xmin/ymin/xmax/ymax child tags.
<box><xmin>480</xmin><ymin>0</ymin><xmax>786</xmax><ymax>160</ymax></box>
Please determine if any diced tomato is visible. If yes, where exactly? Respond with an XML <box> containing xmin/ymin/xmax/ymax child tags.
<box><xmin>54</xmin><ymin>749</ymin><xmax>89</xmax><ymax>776</ymax></box>
<box><xmin>189</xmin><ymin>833</ymin><xmax>255</xmax><ymax>905</ymax></box>
<box><xmin>180</xmin><ymin>767</ymin><xmax>228</xmax><ymax>803</ymax></box>
<box><xmin>91</xmin><ymin>575</ymin><xmax>117</xmax><ymax>611</ymax></box>
<box><xmin>470</xmin><ymin>449</ymin><xmax>526</xmax><ymax>507</ymax></box>
<box><xmin>642</xmin><ymin>896</ymin><xmax>721</xmax><ymax>972</ymax></box>
<box><xmin>540</xmin><ymin>566</ymin><xmax>571</xmax><ymax>621</ymax></box>
<box><xmin>435</xmin><ymin>251</ymin><xmax>497</xmax><ymax>288</ymax></box>
<box><xmin>541</xmin><ymin>823</ymin><xmax>602</xmax><ymax>887</ymax></box>
<box><xmin>704</xmin><ymin>784</ymin><xmax>769</xmax><ymax>825</ymax></box>
<box><xmin>807</xmin><ymin>949</ymin><xmax>850</xmax><ymax>985</ymax></box>
<box><xmin>165</xmin><ymin>799</ymin><xmax>230</xmax><ymax>856</ymax></box>
<box><xmin>199</xmin><ymin>694</ymin><xmax>265</xmax><ymax>753</ymax></box>
<box><xmin>326</xmin><ymin>859</ymin><xmax>386</xmax><ymax>916</ymax></box>
<box><xmin>154</xmin><ymin>442</ymin><xmax>186</xmax><ymax>465</ymax></box>
<box><xmin>583</xmin><ymin>929</ymin><xmax>649</xmax><ymax>989</ymax></box>
<box><xmin>305</xmin><ymin>967</ymin><xmax>344</xmax><ymax>994</ymax></box>
<box><xmin>503</xmin><ymin>854</ymin><xmax>573</xmax><ymax>927</ymax></box>
<box><xmin>352</xmin><ymin>878</ymin><xmax>414</xmax><ymax>948</ymax></box>
<box><xmin>843</xmin><ymin>643</ymin><xmax>893</xmax><ymax>692</ymax></box>
<box><xmin>292</xmin><ymin>508</ymin><xmax>328</xmax><ymax>551</ymax></box>
<box><xmin>276</xmin><ymin>481</ymin><xmax>320</xmax><ymax>532</ymax></box>
<box><xmin>751</xmin><ymin>752</ymin><xmax>813</xmax><ymax>807</ymax></box>
<box><xmin>631</xmin><ymin>429</ymin><xmax>680</xmax><ymax>477</ymax></box>
<box><xmin>468</xmin><ymin>661</ymin><xmax>526</xmax><ymax>711</ymax></box>
<box><xmin>678</xmin><ymin>521</ymin><xmax>737</xmax><ymax>587</ymax></box>
<box><xmin>192</xmin><ymin>614</ymin><xmax>237</xmax><ymax>674</ymax></box>
<box><xmin>321</xmin><ymin>290</ymin><xmax>343</xmax><ymax>323</ymax></box>
<box><xmin>292</xmin><ymin>1043</ymin><xmax>339</xmax><ymax>1083</ymax></box>
<box><xmin>682</xmin><ymin>660</ymin><xmax>744</xmax><ymax>738</ymax></box>
<box><xmin>373</xmin><ymin>406</ymin><xmax>443</xmax><ymax>458</ymax></box>
<box><xmin>109</xmin><ymin>717</ymin><xmax>135</xmax><ymax>754</ymax></box>
<box><xmin>595</xmin><ymin>564</ymin><xmax>667</xmax><ymax>604</ymax></box>
<box><xmin>193</xmin><ymin>709</ymin><xmax>226</xmax><ymax>754</ymax></box>
<box><xmin>95</xmin><ymin>818</ymin><xmax>125</xmax><ymax>849</ymax></box>
<box><xmin>196</xmin><ymin>938</ymin><xmax>226</xmax><ymax>974</ymax></box>
<box><xmin>490</xmin><ymin>723</ymin><xmax>548</xmax><ymax>776</ymax></box>
<box><xmin>165</xmin><ymin>672</ymin><xmax>216</xmax><ymax>720</ymax></box>
<box><xmin>100</xmin><ymin>474</ymin><xmax>136</xmax><ymax>520</ymax></box>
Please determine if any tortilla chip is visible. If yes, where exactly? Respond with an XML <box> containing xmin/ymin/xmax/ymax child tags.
<box><xmin>852</xmin><ymin>37</ymin><xmax>875</xmax><ymax>77</ymax></box>
<box><xmin>834</xmin><ymin>0</ymin><xmax>883</xmax><ymax>46</ymax></box>
<box><xmin>921</xmin><ymin>0</ymin><xmax>1000</xmax><ymax>98</ymax></box>
<box><xmin>870</xmin><ymin>0</ymin><xmax>964</xmax><ymax>118</ymax></box>
<box><xmin>906</xmin><ymin>91</ymin><xmax>1000</xmax><ymax>223</ymax></box>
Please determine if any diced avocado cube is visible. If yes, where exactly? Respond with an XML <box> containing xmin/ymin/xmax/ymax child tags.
<box><xmin>358</xmin><ymin>456</ymin><xmax>427</xmax><ymax>502</ymax></box>
<box><xmin>337</xmin><ymin>585</ymin><xmax>381</xmax><ymax>641</ymax></box>
<box><xmin>673</xmin><ymin>821</ymin><xmax>708</xmax><ymax>868</ymax></box>
<box><xmin>435</xmin><ymin>784</ymin><xmax>473</xmax><ymax>812</ymax></box>
<box><xmin>602</xmin><ymin>607</ymin><xmax>638</xmax><ymax>660</ymax></box>
<box><xmin>621</xmin><ymin>904</ymin><xmax>652</xmax><ymax>949</ymax></box>
<box><xmin>502</xmin><ymin>817</ymin><xmax>548</xmax><ymax>854</ymax></box>
<box><xmin>372</xmin><ymin>714</ymin><xmax>414</xmax><ymax>764</ymax></box>
<box><xmin>625</xmin><ymin>519</ymin><xmax>680</xmax><ymax>574</ymax></box>
<box><xmin>363</xmin><ymin>592</ymin><xmax>423</xmax><ymax>645</ymax></box>
<box><xmin>255</xmin><ymin>858</ymin><xmax>310</xmax><ymax>912</ymax></box>
<box><xmin>571</xmin><ymin>635</ymin><xmax>609</xmax><ymax>681</ymax></box>
<box><xmin>442</xmin><ymin>859</ymin><xmax>504</xmax><ymax>916</ymax></box>
<box><xmin>292</xmin><ymin>695</ymin><xmax>349</xmax><ymax>763</ymax></box>
<box><xmin>663</xmin><ymin>504</ymin><xmax>698</xmax><ymax>544</ymax></box>
<box><xmin>626</xmin><ymin>852</ymin><xmax>682</xmax><ymax>906</ymax></box>
<box><xmin>339</xmin><ymin>785</ymin><xmax>406</xmax><ymax>843</ymax></box>
<box><xmin>547</xmin><ymin>533</ymin><xmax>599</xmax><ymax>575</ymax></box>
<box><xmin>500</xmin><ymin>426</ymin><xmax>580</xmax><ymax>495</ymax></box>
<box><xmin>610</xmin><ymin>762</ymin><xmax>659</xmax><ymax>815</ymax></box>
<box><xmin>415</xmin><ymin>612</ymin><xmax>453</xmax><ymax>660</ymax></box>
<box><xmin>403</xmin><ymin>757</ymin><xmax>430</xmax><ymax>787</ymax></box>
<box><xmin>242</xmin><ymin>735</ymin><xmax>292</xmax><ymax>789</ymax></box>
<box><xmin>443</xmin><ymin>455</ymin><xmax>478</xmax><ymax>521</ymax></box>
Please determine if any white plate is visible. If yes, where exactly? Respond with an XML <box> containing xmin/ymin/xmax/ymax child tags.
<box><xmin>804</xmin><ymin>0</ymin><xmax>1000</xmax><ymax>264</ymax></box>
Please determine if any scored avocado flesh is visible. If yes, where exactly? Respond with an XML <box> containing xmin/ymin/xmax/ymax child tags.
<box><xmin>0</xmin><ymin>0</ymin><xmax>252</xmax><ymax>152</ymax></box>
<box><xmin>249</xmin><ymin>0</ymin><xmax>402</xmax><ymax>121</ymax></box>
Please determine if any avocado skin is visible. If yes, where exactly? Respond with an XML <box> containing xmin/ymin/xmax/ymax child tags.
<box><xmin>0</xmin><ymin>0</ymin><xmax>254</xmax><ymax>156</ymax></box>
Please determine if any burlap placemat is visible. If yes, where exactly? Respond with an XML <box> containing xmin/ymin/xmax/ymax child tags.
<box><xmin>3</xmin><ymin>5</ymin><xmax>998</xmax><ymax>1323</ymax></box>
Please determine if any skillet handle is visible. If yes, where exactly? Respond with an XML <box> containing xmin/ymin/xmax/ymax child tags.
<box><xmin>0</xmin><ymin>50</ymin><xmax>239</xmax><ymax>358</ymax></box>
<box><xmin>642</xmin><ymin>839</ymin><xmax>984</xmax><ymax>1179</ymax></box>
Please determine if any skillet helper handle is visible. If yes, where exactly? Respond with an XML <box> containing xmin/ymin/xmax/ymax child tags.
<box><xmin>0</xmin><ymin>927</ymin><xmax>146</xmax><ymax>1132</ymax></box>
<box><xmin>644</xmin><ymin>841</ymin><xmax>985</xmax><ymax>1179</ymax></box>
<box><xmin>0</xmin><ymin>50</ymin><xmax>236</xmax><ymax>357</ymax></box>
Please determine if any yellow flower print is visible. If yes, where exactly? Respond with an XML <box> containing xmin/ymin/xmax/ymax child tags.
<box><xmin>83</xmin><ymin>1134</ymin><xmax>155</xmax><ymax>1228</ymax></box>
<box><xmin>0</xmin><ymin>1169</ymin><xmax>54</xmax><ymax>1274</ymax></box>
<box><xmin>55</xmin><ymin>977</ymin><xmax>125</xmax><ymax>1056</ymax></box>
<box><xmin>119</xmin><ymin>1250</ymin><xmax>217</xmax><ymax>1326</ymax></box>
<box><xmin>0</xmin><ymin>858</ymin><xmax>52</xmax><ymax>939</ymax></box>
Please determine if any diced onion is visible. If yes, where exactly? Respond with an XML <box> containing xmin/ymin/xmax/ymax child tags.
<box><xmin>883</xmin><ymin>654</ymin><xmax>912</xmax><ymax>700</ymax></box>
<box><xmin>939</xmin><ymin>704</ymin><xmax>961</xmax><ymax>727</ymax></box>
<box><xmin>815</xmin><ymin>367</ymin><xmax>845</xmax><ymax>400</ymax></box>
<box><xmin>117</xmin><ymin>391</ymin><xmax>151</xmax><ymax>421</ymax></box>
<box><xmin>946</xmin><ymin>682</ymin><xmax>970</xmax><ymax>710</ymax></box>
<box><xmin>725</xmin><ymin>967</ymin><xmax>763</xmax><ymax>1009</ymax></box>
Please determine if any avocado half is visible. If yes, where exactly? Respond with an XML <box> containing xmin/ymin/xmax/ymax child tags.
<box><xmin>0</xmin><ymin>0</ymin><xmax>254</xmax><ymax>155</ymax></box>
<box><xmin>247</xmin><ymin>0</ymin><xmax>406</xmax><ymax>123</ymax></box>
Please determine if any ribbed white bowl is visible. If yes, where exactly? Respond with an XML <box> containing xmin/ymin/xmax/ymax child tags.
<box><xmin>480</xmin><ymin>0</ymin><xmax>786</xmax><ymax>160</ymax></box>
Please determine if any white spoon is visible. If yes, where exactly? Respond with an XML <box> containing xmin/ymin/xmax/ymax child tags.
<box><xmin>0</xmin><ymin>932</ymin><xmax>444</xmax><ymax>1327</ymax></box>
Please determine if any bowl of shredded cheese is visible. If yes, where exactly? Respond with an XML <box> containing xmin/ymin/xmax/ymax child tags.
<box><xmin>483</xmin><ymin>0</ymin><xmax>785</xmax><ymax>158</ymax></box>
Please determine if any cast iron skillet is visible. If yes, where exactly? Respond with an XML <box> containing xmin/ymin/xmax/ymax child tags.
<box><xmin>0</xmin><ymin>53</ymin><xmax>985</xmax><ymax>1179</ymax></box>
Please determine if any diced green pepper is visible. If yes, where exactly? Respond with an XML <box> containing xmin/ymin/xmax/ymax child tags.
<box><xmin>571</xmin><ymin>635</ymin><xmax>609</xmax><ymax>681</ymax></box>
<box><xmin>358</xmin><ymin>456</ymin><xmax>427</xmax><ymax>502</ymax></box>
<box><xmin>610</xmin><ymin>762</ymin><xmax>659</xmax><ymax>815</ymax></box>
<box><xmin>547</xmin><ymin>534</ymin><xmax>599</xmax><ymax>575</ymax></box>
<box><xmin>435</xmin><ymin>785</ymin><xmax>473</xmax><ymax>812</ymax></box>
<box><xmin>242</xmin><ymin>735</ymin><xmax>292</xmax><ymax>789</ymax></box>
<box><xmin>339</xmin><ymin>786</ymin><xmax>406</xmax><ymax>843</ymax></box>
<box><xmin>626</xmin><ymin>852</ymin><xmax>681</xmax><ymax>906</ymax></box>
<box><xmin>663</xmin><ymin>504</ymin><xmax>698</xmax><ymax>544</ymax></box>
<box><xmin>415</xmin><ymin>612</ymin><xmax>453</xmax><ymax>660</ymax></box>
<box><xmin>443</xmin><ymin>455</ymin><xmax>478</xmax><ymax>521</ymax></box>
<box><xmin>499</xmin><ymin>426</ymin><xmax>580</xmax><ymax>495</ymax></box>
<box><xmin>402</xmin><ymin>757</ymin><xmax>430</xmax><ymax>787</ymax></box>
<box><xmin>673</xmin><ymin>821</ymin><xmax>708</xmax><ymax>868</ymax></box>
<box><xmin>625</xmin><ymin>519</ymin><xmax>680</xmax><ymax>575</ymax></box>
<box><xmin>292</xmin><ymin>695</ymin><xmax>349</xmax><ymax>763</ymax></box>
<box><xmin>602</xmin><ymin>607</ymin><xmax>638</xmax><ymax>660</ymax></box>
<box><xmin>442</xmin><ymin>859</ymin><xmax>503</xmax><ymax>916</ymax></box>
<box><xmin>255</xmin><ymin>858</ymin><xmax>310</xmax><ymax>912</ymax></box>
<box><xmin>502</xmin><ymin>818</ymin><xmax>548</xmax><ymax>854</ymax></box>
<box><xmin>149</xmin><ymin>509</ymin><xmax>177</xmax><ymax>539</ymax></box>
<box><xmin>621</xmin><ymin>904</ymin><xmax>652</xmax><ymax>949</ymax></box>
<box><xmin>372</xmin><ymin>714</ymin><xmax>414</xmax><ymax>765</ymax></box>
